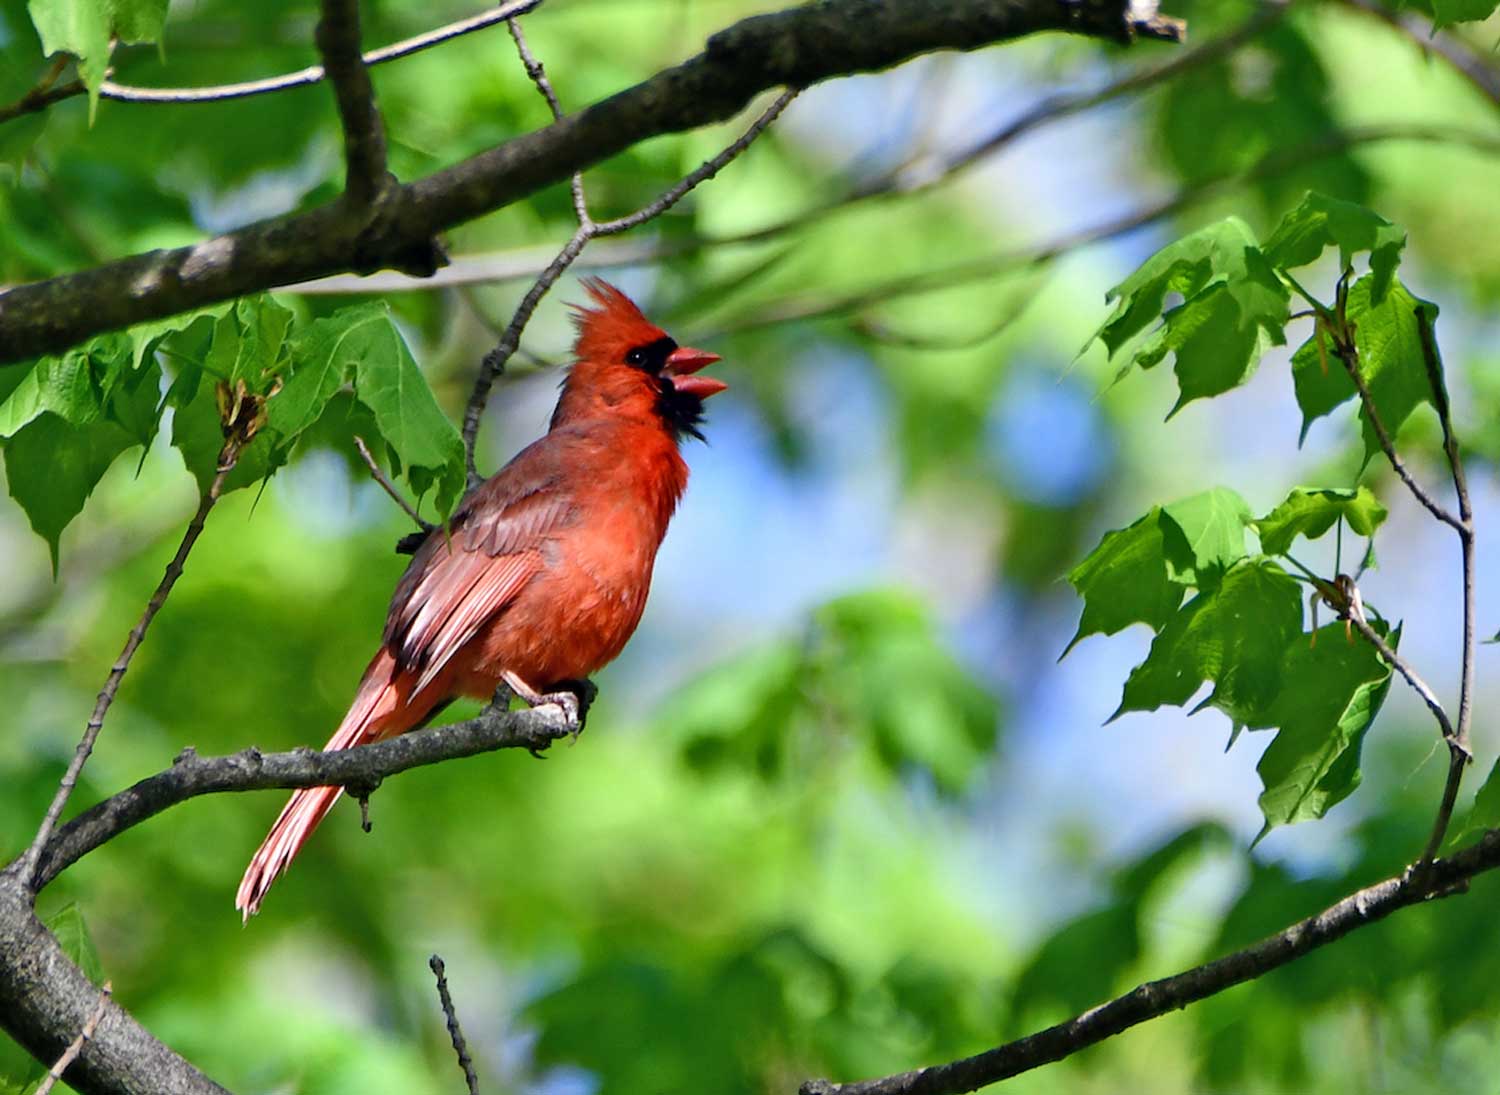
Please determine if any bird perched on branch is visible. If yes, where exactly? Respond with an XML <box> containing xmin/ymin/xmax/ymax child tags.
<box><xmin>236</xmin><ymin>278</ymin><xmax>726</xmax><ymax>917</ymax></box>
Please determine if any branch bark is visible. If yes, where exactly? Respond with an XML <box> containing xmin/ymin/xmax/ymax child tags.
<box><xmin>800</xmin><ymin>832</ymin><xmax>1500</xmax><ymax>1095</ymax></box>
<box><xmin>29</xmin><ymin>704</ymin><xmax>573</xmax><ymax>891</ymax></box>
<box><xmin>0</xmin><ymin>0</ymin><xmax>1183</xmax><ymax>364</ymax></box>
<box><xmin>315</xmin><ymin>0</ymin><xmax>392</xmax><ymax>207</ymax></box>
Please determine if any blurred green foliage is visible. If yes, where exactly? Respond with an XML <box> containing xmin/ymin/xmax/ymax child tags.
<box><xmin>5</xmin><ymin>0</ymin><xmax>1500</xmax><ymax>1091</ymax></box>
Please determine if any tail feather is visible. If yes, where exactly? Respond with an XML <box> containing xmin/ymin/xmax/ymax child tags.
<box><xmin>236</xmin><ymin>654</ymin><xmax>411</xmax><ymax>919</ymax></box>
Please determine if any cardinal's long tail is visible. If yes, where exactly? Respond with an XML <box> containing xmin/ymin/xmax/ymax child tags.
<box><xmin>236</xmin><ymin>652</ymin><xmax>414</xmax><ymax>919</ymax></box>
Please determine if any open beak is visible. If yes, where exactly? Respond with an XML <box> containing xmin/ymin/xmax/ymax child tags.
<box><xmin>663</xmin><ymin>346</ymin><xmax>727</xmax><ymax>399</ymax></box>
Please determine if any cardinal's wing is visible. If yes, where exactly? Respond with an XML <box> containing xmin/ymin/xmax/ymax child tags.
<box><xmin>383</xmin><ymin>457</ymin><xmax>580</xmax><ymax>696</ymax></box>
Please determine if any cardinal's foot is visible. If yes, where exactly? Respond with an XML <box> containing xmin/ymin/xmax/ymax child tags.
<box><xmin>548</xmin><ymin>678</ymin><xmax>598</xmax><ymax>730</ymax></box>
<box><xmin>502</xmin><ymin>671</ymin><xmax>584</xmax><ymax>742</ymax></box>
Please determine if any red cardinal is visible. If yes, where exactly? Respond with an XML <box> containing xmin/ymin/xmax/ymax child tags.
<box><xmin>236</xmin><ymin>279</ymin><xmax>725</xmax><ymax>917</ymax></box>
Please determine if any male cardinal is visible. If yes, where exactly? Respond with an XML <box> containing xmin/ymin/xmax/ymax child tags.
<box><xmin>235</xmin><ymin>278</ymin><xmax>725</xmax><ymax>917</ymax></box>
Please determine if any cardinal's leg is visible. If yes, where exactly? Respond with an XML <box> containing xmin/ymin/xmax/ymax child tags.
<box><xmin>501</xmin><ymin>670</ymin><xmax>581</xmax><ymax>731</ymax></box>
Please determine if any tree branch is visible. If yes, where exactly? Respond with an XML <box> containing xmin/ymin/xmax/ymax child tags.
<box><xmin>0</xmin><ymin>0</ymin><xmax>1184</xmax><ymax>364</ymax></box>
<box><xmin>0</xmin><ymin>0</ymin><xmax>543</xmax><ymax>124</ymax></box>
<box><xmin>800</xmin><ymin>830</ymin><xmax>1500</xmax><ymax>1095</ymax></box>
<box><xmin>29</xmin><ymin>704</ymin><xmax>573</xmax><ymax>890</ymax></box>
<box><xmin>0</xmin><ymin>867</ymin><xmax>231</xmax><ymax>1095</ymax></box>
<box><xmin>429</xmin><ymin>956</ymin><xmax>481</xmax><ymax>1095</ymax></box>
<box><xmin>315</xmin><ymin>0</ymin><xmax>392</xmax><ymax>208</ymax></box>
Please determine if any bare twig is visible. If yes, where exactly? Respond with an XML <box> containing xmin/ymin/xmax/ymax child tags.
<box><xmin>460</xmin><ymin>89</ymin><xmax>798</xmax><ymax>485</ymax></box>
<box><xmin>353</xmin><ymin>435</ymin><xmax>433</xmax><ymax>532</ymax></box>
<box><xmin>1345</xmin><ymin>613</ymin><xmax>1459</xmax><ymax>751</ymax></box>
<box><xmin>288</xmin><ymin>124</ymin><xmax>1500</xmax><ymax>306</ymax></box>
<box><xmin>17</xmin><ymin>442</ymin><xmax>242</xmax><ymax>887</ymax></box>
<box><xmin>506</xmin><ymin>18</ymin><xmax>589</xmax><ymax>226</ymax></box>
<box><xmin>1414</xmin><ymin>307</ymin><xmax>1475</xmax><ymax>862</ymax></box>
<box><xmin>316</xmin><ymin>0</ymin><xmax>391</xmax><ymax>207</ymax></box>
<box><xmin>429</xmin><ymin>956</ymin><xmax>481</xmax><ymax>1095</ymax></box>
<box><xmin>34</xmin><ymin>981</ymin><xmax>112</xmax><ymax>1095</ymax></box>
<box><xmin>0</xmin><ymin>0</ymin><xmax>543</xmax><ymax>125</ymax></box>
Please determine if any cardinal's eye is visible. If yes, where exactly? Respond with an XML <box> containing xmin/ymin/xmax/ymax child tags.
<box><xmin>624</xmin><ymin>336</ymin><xmax>678</xmax><ymax>371</ymax></box>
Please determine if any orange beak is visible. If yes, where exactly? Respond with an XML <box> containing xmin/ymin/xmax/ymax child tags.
<box><xmin>664</xmin><ymin>346</ymin><xmax>727</xmax><ymax>399</ymax></box>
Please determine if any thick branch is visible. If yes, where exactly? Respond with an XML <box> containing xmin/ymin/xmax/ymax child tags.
<box><xmin>316</xmin><ymin>0</ymin><xmax>392</xmax><ymax>207</ymax></box>
<box><xmin>0</xmin><ymin>869</ymin><xmax>230</xmax><ymax>1095</ymax></box>
<box><xmin>0</xmin><ymin>0</ymin><xmax>1183</xmax><ymax>364</ymax></box>
<box><xmin>30</xmin><ymin>704</ymin><xmax>572</xmax><ymax>890</ymax></box>
<box><xmin>801</xmin><ymin>831</ymin><xmax>1500</xmax><ymax>1095</ymax></box>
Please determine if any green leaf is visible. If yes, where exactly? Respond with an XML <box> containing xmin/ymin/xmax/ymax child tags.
<box><xmin>27</xmin><ymin>0</ymin><xmax>169</xmax><ymax>113</ymax></box>
<box><xmin>203</xmin><ymin>296</ymin><xmax>294</xmax><ymax>392</ymax></box>
<box><xmin>1113</xmin><ymin>557</ymin><xmax>1303</xmax><ymax>726</ymax></box>
<box><xmin>1253</xmin><ymin>621</ymin><xmax>1396</xmax><ymax>837</ymax></box>
<box><xmin>45</xmin><ymin>900</ymin><xmax>104</xmax><ymax>983</ymax></box>
<box><xmin>1254</xmin><ymin>486</ymin><xmax>1387</xmax><ymax>557</ymax></box>
<box><xmin>1430</xmin><ymin>0</ymin><xmax>1497</xmax><ymax>26</ymax></box>
<box><xmin>1289</xmin><ymin>275</ymin><xmax>1440</xmax><ymax>459</ymax></box>
<box><xmin>1160</xmin><ymin>487</ymin><xmax>1253</xmax><ymax>583</ymax></box>
<box><xmin>1063</xmin><ymin>507</ymin><xmax>1186</xmax><ymax>655</ymax></box>
<box><xmin>1462</xmin><ymin>756</ymin><xmax>1500</xmax><ymax>839</ymax></box>
<box><xmin>4</xmin><ymin>411</ymin><xmax>135</xmax><ymax>569</ymax></box>
<box><xmin>1265</xmin><ymin>193</ymin><xmax>1406</xmax><ymax>304</ymax></box>
<box><xmin>0</xmin><ymin>333</ymin><xmax>134</xmax><ymax>436</ymax></box>
<box><xmin>0</xmin><ymin>0</ymin><xmax>48</xmax><ymax>172</ymax></box>
<box><xmin>1090</xmin><ymin>218</ymin><xmax>1288</xmax><ymax>414</ymax></box>
<box><xmin>288</xmin><ymin>303</ymin><xmax>465</xmax><ymax>517</ymax></box>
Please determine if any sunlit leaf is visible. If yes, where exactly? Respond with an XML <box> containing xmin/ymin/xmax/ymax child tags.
<box><xmin>1266</xmin><ymin>192</ymin><xmax>1406</xmax><ymax>304</ymax></box>
<box><xmin>1063</xmin><ymin>507</ymin><xmax>1185</xmax><ymax>655</ymax></box>
<box><xmin>1112</xmin><ymin>557</ymin><xmax>1303</xmax><ymax>726</ymax></box>
<box><xmin>1253</xmin><ymin>621</ymin><xmax>1396</xmax><ymax>838</ymax></box>
<box><xmin>1289</xmin><ymin>276</ymin><xmax>1440</xmax><ymax>459</ymax></box>
<box><xmin>26</xmin><ymin>0</ymin><xmax>169</xmax><ymax>112</ymax></box>
<box><xmin>1255</xmin><ymin>486</ymin><xmax>1388</xmax><ymax>557</ymax></box>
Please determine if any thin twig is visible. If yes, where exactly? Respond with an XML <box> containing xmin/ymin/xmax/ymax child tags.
<box><xmin>429</xmin><ymin>956</ymin><xmax>481</xmax><ymax>1095</ymax></box>
<box><xmin>316</xmin><ymin>0</ymin><xmax>391</xmax><ymax>207</ymax></box>
<box><xmin>17</xmin><ymin>442</ymin><xmax>242</xmax><ymax>887</ymax></box>
<box><xmin>1413</xmin><ymin>307</ymin><xmax>1475</xmax><ymax>862</ymax></box>
<box><xmin>34</xmin><ymin>981</ymin><xmax>112</xmax><ymax>1095</ymax></box>
<box><xmin>289</xmin><ymin>124</ymin><xmax>1500</xmax><ymax>303</ymax></box>
<box><xmin>1346</xmin><ymin>614</ymin><xmax>1460</xmax><ymax>752</ymax></box>
<box><xmin>460</xmin><ymin>90</ymin><xmax>797</xmax><ymax>485</ymax></box>
<box><xmin>353</xmin><ymin>435</ymin><xmax>433</xmax><ymax>531</ymax></box>
<box><xmin>594</xmin><ymin>90</ymin><xmax>797</xmax><ymax>237</ymax></box>
<box><xmin>0</xmin><ymin>0</ymin><xmax>543</xmax><ymax>125</ymax></box>
<box><xmin>506</xmin><ymin>18</ymin><xmax>589</xmax><ymax>226</ymax></box>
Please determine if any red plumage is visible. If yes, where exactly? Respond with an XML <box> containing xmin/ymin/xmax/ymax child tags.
<box><xmin>235</xmin><ymin>279</ymin><xmax>725</xmax><ymax>917</ymax></box>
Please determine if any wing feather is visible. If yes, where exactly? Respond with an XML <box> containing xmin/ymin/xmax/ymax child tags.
<box><xmin>383</xmin><ymin>444</ymin><xmax>581</xmax><ymax>692</ymax></box>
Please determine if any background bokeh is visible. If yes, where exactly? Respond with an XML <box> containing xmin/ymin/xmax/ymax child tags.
<box><xmin>5</xmin><ymin>0</ymin><xmax>1500</xmax><ymax>1091</ymax></box>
